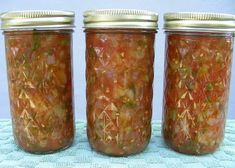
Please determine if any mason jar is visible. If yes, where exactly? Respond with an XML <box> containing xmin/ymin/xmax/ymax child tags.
<box><xmin>1</xmin><ymin>10</ymin><xmax>75</xmax><ymax>153</ymax></box>
<box><xmin>162</xmin><ymin>12</ymin><xmax>235</xmax><ymax>155</ymax></box>
<box><xmin>83</xmin><ymin>9</ymin><xmax>158</xmax><ymax>156</ymax></box>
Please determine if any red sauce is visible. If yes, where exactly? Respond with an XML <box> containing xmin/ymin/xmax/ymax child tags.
<box><xmin>162</xmin><ymin>32</ymin><xmax>233</xmax><ymax>155</ymax></box>
<box><xmin>4</xmin><ymin>30</ymin><xmax>74</xmax><ymax>153</ymax></box>
<box><xmin>85</xmin><ymin>29</ymin><xmax>156</xmax><ymax>156</ymax></box>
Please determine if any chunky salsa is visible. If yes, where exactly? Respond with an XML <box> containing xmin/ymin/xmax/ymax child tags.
<box><xmin>162</xmin><ymin>32</ymin><xmax>233</xmax><ymax>154</ymax></box>
<box><xmin>4</xmin><ymin>30</ymin><xmax>74</xmax><ymax>153</ymax></box>
<box><xmin>86</xmin><ymin>29</ymin><xmax>155</xmax><ymax>156</ymax></box>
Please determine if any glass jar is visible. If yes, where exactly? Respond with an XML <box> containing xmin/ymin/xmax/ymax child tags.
<box><xmin>1</xmin><ymin>10</ymin><xmax>75</xmax><ymax>153</ymax></box>
<box><xmin>162</xmin><ymin>12</ymin><xmax>235</xmax><ymax>155</ymax></box>
<box><xmin>83</xmin><ymin>9</ymin><xmax>158</xmax><ymax>156</ymax></box>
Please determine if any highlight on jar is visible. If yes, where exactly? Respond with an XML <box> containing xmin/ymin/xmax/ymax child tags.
<box><xmin>83</xmin><ymin>9</ymin><xmax>158</xmax><ymax>156</ymax></box>
<box><xmin>1</xmin><ymin>10</ymin><xmax>75</xmax><ymax>154</ymax></box>
<box><xmin>162</xmin><ymin>12</ymin><xmax>235</xmax><ymax>155</ymax></box>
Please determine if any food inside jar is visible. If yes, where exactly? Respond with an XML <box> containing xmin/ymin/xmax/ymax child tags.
<box><xmin>5</xmin><ymin>30</ymin><xmax>74</xmax><ymax>153</ymax></box>
<box><xmin>86</xmin><ymin>29</ymin><xmax>155</xmax><ymax>156</ymax></box>
<box><xmin>163</xmin><ymin>32</ymin><xmax>233</xmax><ymax>155</ymax></box>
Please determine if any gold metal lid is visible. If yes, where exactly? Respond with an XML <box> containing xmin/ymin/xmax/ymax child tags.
<box><xmin>164</xmin><ymin>12</ymin><xmax>235</xmax><ymax>32</ymax></box>
<box><xmin>1</xmin><ymin>10</ymin><xmax>75</xmax><ymax>30</ymax></box>
<box><xmin>83</xmin><ymin>9</ymin><xmax>158</xmax><ymax>30</ymax></box>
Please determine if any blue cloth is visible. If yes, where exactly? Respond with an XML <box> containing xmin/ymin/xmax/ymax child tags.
<box><xmin>0</xmin><ymin>120</ymin><xmax>234</xmax><ymax>168</ymax></box>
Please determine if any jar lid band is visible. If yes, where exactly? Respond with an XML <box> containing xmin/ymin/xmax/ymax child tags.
<box><xmin>164</xmin><ymin>12</ymin><xmax>235</xmax><ymax>33</ymax></box>
<box><xmin>83</xmin><ymin>9</ymin><xmax>158</xmax><ymax>30</ymax></box>
<box><xmin>1</xmin><ymin>10</ymin><xmax>75</xmax><ymax>30</ymax></box>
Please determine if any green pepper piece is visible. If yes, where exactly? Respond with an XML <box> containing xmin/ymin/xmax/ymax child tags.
<box><xmin>32</xmin><ymin>34</ymin><xmax>40</xmax><ymax>51</ymax></box>
<box><xmin>60</xmin><ymin>39</ymin><xmax>69</xmax><ymax>46</ymax></box>
<box><xmin>170</xmin><ymin>109</ymin><xmax>177</xmax><ymax>120</ymax></box>
<box><xmin>123</xmin><ymin>101</ymin><xmax>136</xmax><ymax>108</ymax></box>
<box><xmin>206</xmin><ymin>82</ymin><xmax>213</xmax><ymax>91</ymax></box>
<box><xmin>186</xmin><ymin>80</ymin><xmax>195</xmax><ymax>91</ymax></box>
<box><xmin>137</xmin><ymin>39</ymin><xmax>147</xmax><ymax>49</ymax></box>
<box><xmin>197</xmin><ymin>65</ymin><xmax>209</xmax><ymax>77</ymax></box>
<box><xmin>88</xmin><ymin>47</ymin><xmax>96</xmax><ymax>58</ymax></box>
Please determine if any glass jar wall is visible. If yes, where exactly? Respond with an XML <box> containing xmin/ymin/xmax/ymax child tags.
<box><xmin>84</xmin><ymin>9</ymin><xmax>158</xmax><ymax>156</ymax></box>
<box><xmin>1</xmin><ymin>11</ymin><xmax>75</xmax><ymax>153</ymax></box>
<box><xmin>162</xmin><ymin>12</ymin><xmax>235</xmax><ymax>155</ymax></box>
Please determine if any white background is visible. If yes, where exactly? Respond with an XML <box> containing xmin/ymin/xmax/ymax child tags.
<box><xmin>0</xmin><ymin>0</ymin><xmax>234</xmax><ymax>120</ymax></box>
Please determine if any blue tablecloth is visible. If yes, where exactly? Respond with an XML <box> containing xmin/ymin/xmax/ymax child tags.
<box><xmin>0</xmin><ymin>119</ymin><xmax>234</xmax><ymax>168</ymax></box>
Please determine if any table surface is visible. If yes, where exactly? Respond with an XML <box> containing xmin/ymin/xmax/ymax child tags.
<box><xmin>0</xmin><ymin>120</ymin><xmax>234</xmax><ymax>168</ymax></box>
